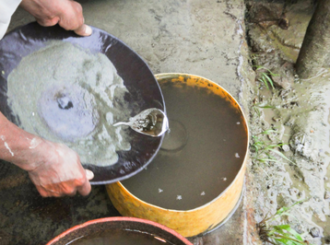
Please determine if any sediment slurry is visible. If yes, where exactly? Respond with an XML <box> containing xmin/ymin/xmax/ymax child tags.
<box><xmin>7</xmin><ymin>41</ymin><xmax>131</xmax><ymax>166</ymax></box>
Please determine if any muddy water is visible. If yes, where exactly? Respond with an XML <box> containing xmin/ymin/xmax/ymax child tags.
<box><xmin>70</xmin><ymin>229</ymin><xmax>172</xmax><ymax>245</ymax></box>
<box><xmin>121</xmin><ymin>81</ymin><xmax>247</xmax><ymax>210</ymax></box>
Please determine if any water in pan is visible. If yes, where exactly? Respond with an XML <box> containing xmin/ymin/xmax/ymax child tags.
<box><xmin>121</xmin><ymin>81</ymin><xmax>247</xmax><ymax>210</ymax></box>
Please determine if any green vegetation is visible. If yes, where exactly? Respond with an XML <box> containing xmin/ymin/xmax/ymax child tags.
<box><xmin>251</xmin><ymin>129</ymin><xmax>294</xmax><ymax>165</ymax></box>
<box><xmin>258</xmin><ymin>202</ymin><xmax>310</xmax><ymax>245</ymax></box>
<box><xmin>252</xmin><ymin>103</ymin><xmax>276</xmax><ymax>117</ymax></box>
<box><xmin>255</xmin><ymin>66</ymin><xmax>278</xmax><ymax>89</ymax></box>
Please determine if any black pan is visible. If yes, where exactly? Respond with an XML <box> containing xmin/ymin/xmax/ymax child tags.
<box><xmin>0</xmin><ymin>22</ymin><xmax>165</xmax><ymax>184</ymax></box>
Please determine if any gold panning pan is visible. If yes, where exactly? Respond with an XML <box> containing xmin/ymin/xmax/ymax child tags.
<box><xmin>106</xmin><ymin>73</ymin><xmax>249</xmax><ymax>237</ymax></box>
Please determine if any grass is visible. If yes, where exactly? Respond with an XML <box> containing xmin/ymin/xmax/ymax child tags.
<box><xmin>252</xmin><ymin>103</ymin><xmax>276</xmax><ymax>117</ymax></box>
<box><xmin>256</xmin><ymin>66</ymin><xmax>278</xmax><ymax>90</ymax></box>
<box><xmin>258</xmin><ymin>202</ymin><xmax>311</xmax><ymax>245</ymax></box>
<box><xmin>251</xmin><ymin>129</ymin><xmax>295</xmax><ymax>165</ymax></box>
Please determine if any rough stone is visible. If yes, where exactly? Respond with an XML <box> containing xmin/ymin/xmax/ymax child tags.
<box><xmin>294</xmin><ymin>224</ymin><xmax>304</xmax><ymax>234</ymax></box>
<box><xmin>290</xmin><ymin>132</ymin><xmax>318</xmax><ymax>161</ymax></box>
<box><xmin>272</xmin><ymin>61</ymin><xmax>295</xmax><ymax>90</ymax></box>
<box><xmin>325</xmin><ymin>191</ymin><xmax>330</xmax><ymax>200</ymax></box>
<box><xmin>282</xmin><ymin>144</ymin><xmax>290</xmax><ymax>152</ymax></box>
<box><xmin>246</xmin><ymin>1</ymin><xmax>285</xmax><ymax>28</ymax></box>
<box><xmin>310</xmin><ymin>227</ymin><xmax>321</xmax><ymax>238</ymax></box>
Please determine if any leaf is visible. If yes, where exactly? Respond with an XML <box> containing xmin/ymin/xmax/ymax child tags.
<box><xmin>275</xmin><ymin>206</ymin><xmax>290</xmax><ymax>216</ymax></box>
<box><xmin>253</xmin><ymin>107</ymin><xmax>261</xmax><ymax>116</ymax></box>
<box><xmin>258</xmin><ymin>201</ymin><xmax>309</xmax><ymax>245</ymax></box>
<box><xmin>256</xmin><ymin>66</ymin><xmax>279</xmax><ymax>76</ymax></box>
<box><xmin>275</xmin><ymin>225</ymin><xmax>304</xmax><ymax>241</ymax></box>
<box><xmin>273</xmin><ymin>238</ymin><xmax>294</xmax><ymax>245</ymax></box>
<box><xmin>269</xmin><ymin>149</ymin><xmax>295</xmax><ymax>164</ymax></box>
<box><xmin>264</xmin><ymin>144</ymin><xmax>282</xmax><ymax>150</ymax></box>
<box><xmin>259</xmin><ymin>77</ymin><xmax>269</xmax><ymax>89</ymax></box>
<box><xmin>257</xmin><ymin>158</ymin><xmax>282</xmax><ymax>163</ymax></box>
<box><xmin>273</xmin><ymin>232</ymin><xmax>306</xmax><ymax>245</ymax></box>
<box><xmin>259</xmin><ymin>105</ymin><xmax>276</xmax><ymax>109</ymax></box>
<box><xmin>262</xmin><ymin>129</ymin><xmax>277</xmax><ymax>135</ymax></box>
<box><xmin>275</xmin><ymin>201</ymin><xmax>304</xmax><ymax>216</ymax></box>
<box><xmin>256</xmin><ymin>66</ymin><xmax>270</xmax><ymax>72</ymax></box>
<box><xmin>274</xmin><ymin>238</ymin><xmax>299</xmax><ymax>245</ymax></box>
<box><xmin>264</xmin><ymin>74</ymin><xmax>275</xmax><ymax>89</ymax></box>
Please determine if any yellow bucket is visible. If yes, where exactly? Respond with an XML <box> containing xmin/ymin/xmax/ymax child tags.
<box><xmin>106</xmin><ymin>73</ymin><xmax>249</xmax><ymax>237</ymax></box>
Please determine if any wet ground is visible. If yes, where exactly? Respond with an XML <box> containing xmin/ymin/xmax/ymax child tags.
<box><xmin>246</xmin><ymin>0</ymin><xmax>330</xmax><ymax>244</ymax></box>
<box><xmin>0</xmin><ymin>0</ymin><xmax>256</xmax><ymax>244</ymax></box>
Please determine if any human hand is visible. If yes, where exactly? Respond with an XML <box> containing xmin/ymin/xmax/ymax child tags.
<box><xmin>27</xmin><ymin>141</ymin><xmax>94</xmax><ymax>197</ymax></box>
<box><xmin>20</xmin><ymin>0</ymin><xmax>92</xmax><ymax>36</ymax></box>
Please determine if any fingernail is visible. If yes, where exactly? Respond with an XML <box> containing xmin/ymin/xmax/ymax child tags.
<box><xmin>84</xmin><ymin>25</ymin><xmax>92</xmax><ymax>36</ymax></box>
<box><xmin>85</xmin><ymin>169</ymin><xmax>94</xmax><ymax>180</ymax></box>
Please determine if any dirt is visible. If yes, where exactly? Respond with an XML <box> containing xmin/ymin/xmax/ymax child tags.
<box><xmin>246</xmin><ymin>0</ymin><xmax>330</xmax><ymax>244</ymax></box>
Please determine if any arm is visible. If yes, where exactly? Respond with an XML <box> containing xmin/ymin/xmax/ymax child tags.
<box><xmin>0</xmin><ymin>0</ymin><xmax>94</xmax><ymax>197</ymax></box>
<box><xmin>0</xmin><ymin>112</ymin><xmax>93</xmax><ymax>197</ymax></box>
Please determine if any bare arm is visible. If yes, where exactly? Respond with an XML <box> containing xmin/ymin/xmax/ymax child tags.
<box><xmin>0</xmin><ymin>0</ymin><xmax>95</xmax><ymax>197</ymax></box>
<box><xmin>0</xmin><ymin>112</ymin><xmax>93</xmax><ymax>197</ymax></box>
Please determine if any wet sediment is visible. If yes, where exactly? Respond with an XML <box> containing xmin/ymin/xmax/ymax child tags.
<box><xmin>246</xmin><ymin>1</ymin><xmax>330</xmax><ymax>244</ymax></box>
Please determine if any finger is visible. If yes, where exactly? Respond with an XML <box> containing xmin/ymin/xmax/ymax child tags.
<box><xmin>77</xmin><ymin>181</ymin><xmax>91</xmax><ymax>196</ymax></box>
<box><xmin>67</xmin><ymin>190</ymin><xmax>77</xmax><ymax>196</ymax></box>
<box><xmin>59</xmin><ymin>182</ymin><xmax>78</xmax><ymax>196</ymax></box>
<box><xmin>64</xmin><ymin>188</ymin><xmax>77</xmax><ymax>196</ymax></box>
<box><xmin>85</xmin><ymin>169</ymin><xmax>94</xmax><ymax>180</ymax></box>
<box><xmin>43</xmin><ymin>185</ymin><xmax>64</xmax><ymax>197</ymax></box>
<box><xmin>47</xmin><ymin>190</ymin><xmax>63</xmax><ymax>198</ymax></box>
<box><xmin>37</xmin><ymin>17</ymin><xmax>60</xmax><ymax>27</ymax></box>
<box><xmin>36</xmin><ymin>185</ymin><xmax>63</xmax><ymax>198</ymax></box>
<box><xmin>74</xmin><ymin>24</ymin><xmax>93</xmax><ymax>37</ymax></box>
<box><xmin>58</xmin><ymin>1</ymin><xmax>85</xmax><ymax>32</ymax></box>
<box><xmin>35</xmin><ymin>185</ymin><xmax>50</xmax><ymax>198</ymax></box>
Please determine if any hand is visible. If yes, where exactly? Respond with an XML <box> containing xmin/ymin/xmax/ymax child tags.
<box><xmin>27</xmin><ymin>141</ymin><xmax>94</xmax><ymax>197</ymax></box>
<box><xmin>20</xmin><ymin>0</ymin><xmax>92</xmax><ymax>36</ymax></box>
<box><xmin>0</xmin><ymin>112</ymin><xmax>93</xmax><ymax>197</ymax></box>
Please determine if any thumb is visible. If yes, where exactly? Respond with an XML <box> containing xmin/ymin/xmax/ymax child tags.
<box><xmin>74</xmin><ymin>24</ymin><xmax>93</xmax><ymax>36</ymax></box>
<box><xmin>85</xmin><ymin>169</ymin><xmax>94</xmax><ymax>180</ymax></box>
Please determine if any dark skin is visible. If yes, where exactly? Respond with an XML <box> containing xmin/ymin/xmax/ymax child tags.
<box><xmin>0</xmin><ymin>0</ymin><xmax>94</xmax><ymax>197</ymax></box>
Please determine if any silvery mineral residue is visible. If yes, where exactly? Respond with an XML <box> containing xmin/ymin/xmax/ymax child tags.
<box><xmin>7</xmin><ymin>41</ymin><xmax>131</xmax><ymax>166</ymax></box>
